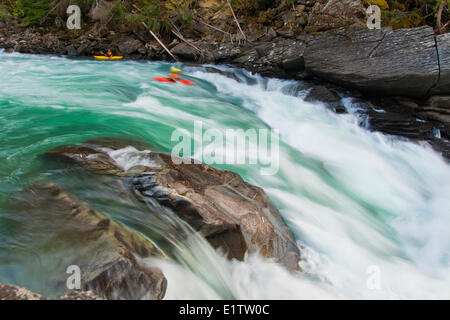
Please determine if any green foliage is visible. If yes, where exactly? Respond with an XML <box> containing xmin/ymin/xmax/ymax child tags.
<box><xmin>0</xmin><ymin>5</ymin><xmax>11</xmax><ymax>21</ymax></box>
<box><xmin>111</xmin><ymin>1</ymin><xmax>127</xmax><ymax>23</ymax></box>
<box><xmin>13</xmin><ymin>0</ymin><xmax>54</xmax><ymax>26</ymax></box>
<box><xmin>121</xmin><ymin>0</ymin><xmax>194</xmax><ymax>34</ymax></box>
<box><xmin>384</xmin><ymin>0</ymin><xmax>449</xmax><ymax>31</ymax></box>
<box><xmin>382</xmin><ymin>8</ymin><xmax>424</xmax><ymax>29</ymax></box>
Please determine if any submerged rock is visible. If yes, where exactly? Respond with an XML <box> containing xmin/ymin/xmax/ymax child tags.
<box><xmin>0</xmin><ymin>284</ymin><xmax>46</xmax><ymax>300</ymax></box>
<box><xmin>204</xmin><ymin>67</ymin><xmax>240</xmax><ymax>81</ymax></box>
<box><xmin>0</xmin><ymin>284</ymin><xmax>102</xmax><ymax>300</ymax></box>
<box><xmin>303</xmin><ymin>84</ymin><xmax>346</xmax><ymax>113</ymax></box>
<box><xmin>59</xmin><ymin>290</ymin><xmax>102</xmax><ymax>300</ymax></box>
<box><xmin>7</xmin><ymin>183</ymin><xmax>167</xmax><ymax>300</ymax></box>
<box><xmin>46</xmin><ymin>139</ymin><xmax>301</xmax><ymax>270</ymax></box>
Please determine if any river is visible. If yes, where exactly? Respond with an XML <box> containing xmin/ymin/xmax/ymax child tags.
<box><xmin>0</xmin><ymin>50</ymin><xmax>449</xmax><ymax>299</ymax></box>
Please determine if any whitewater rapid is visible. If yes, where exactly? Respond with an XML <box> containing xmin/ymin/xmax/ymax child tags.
<box><xmin>0</xmin><ymin>51</ymin><xmax>449</xmax><ymax>299</ymax></box>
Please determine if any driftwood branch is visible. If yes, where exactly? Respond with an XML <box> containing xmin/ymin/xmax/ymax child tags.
<box><xmin>40</xmin><ymin>0</ymin><xmax>65</xmax><ymax>24</ymax></box>
<box><xmin>226</xmin><ymin>0</ymin><xmax>247</xmax><ymax>41</ymax></box>
<box><xmin>169</xmin><ymin>22</ymin><xmax>203</xmax><ymax>54</ymax></box>
<box><xmin>436</xmin><ymin>0</ymin><xmax>447</xmax><ymax>34</ymax></box>
<box><xmin>142</xmin><ymin>22</ymin><xmax>179</xmax><ymax>62</ymax></box>
<box><xmin>195</xmin><ymin>19</ymin><xmax>231</xmax><ymax>35</ymax></box>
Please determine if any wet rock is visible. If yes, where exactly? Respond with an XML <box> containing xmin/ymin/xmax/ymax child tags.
<box><xmin>46</xmin><ymin>145</ymin><xmax>124</xmax><ymax>175</ymax></box>
<box><xmin>204</xmin><ymin>67</ymin><xmax>239</xmax><ymax>81</ymax></box>
<box><xmin>117</xmin><ymin>37</ymin><xmax>146</xmax><ymax>56</ymax></box>
<box><xmin>304</xmin><ymin>85</ymin><xmax>346</xmax><ymax>113</ymax></box>
<box><xmin>349</xmin><ymin>97</ymin><xmax>450</xmax><ymax>159</ymax></box>
<box><xmin>172</xmin><ymin>43</ymin><xmax>199</xmax><ymax>61</ymax></box>
<box><xmin>59</xmin><ymin>290</ymin><xmax>102</xmax><ymax>300</ymax></box>
<box><xmin>7</xmin><ymin>183</ymin><xmax>167</xmax><ymax>300</ymax></box>
<box><xmin>420</xmin><ymin>95</ymin><xmax>450</xmax><ymax>124</ymax></box>
<box><xmin>233</xmin><ymin>39</ymin><xmax>305</xmax><ymax>78</ymax></box>
<box><xmin>304</xmin><ymin>26</ymin><xmax>440</xmax><ymax>99</ymax></box>
<box><xmin>428</xmin><ymin>95</ymin><xmax>450</xmax><ymax>110</ymax></box>
<box><xmin>210</xmin><ymin>42</ymin><xmax>242</xmax><ymax>62</ymax></box>
<box><xmin>66</xmin><ymin>44</ymin><xmax>77</xmax><ymax>56</ymax></box>
<box><xmin>46</xmin><ymin>141</ymin><xmax>301</xmax><ymax>270</ymax></box>
<box><xmin>0</xmin><ymin>284</ymin><xmax>46</xmax><ymax>300</ymax></box>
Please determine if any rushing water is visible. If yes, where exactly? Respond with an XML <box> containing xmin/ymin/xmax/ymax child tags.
<box><xmin>0</xmin><ymin>50</ymin><xmax>449</xmax><ymax>299</ymax></box>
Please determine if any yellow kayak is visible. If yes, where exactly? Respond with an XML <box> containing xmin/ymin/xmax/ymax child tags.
<box><xmin>94</xmin><ymin>56</ymin><xmax>123</xmax><ymax>60</ymax></box>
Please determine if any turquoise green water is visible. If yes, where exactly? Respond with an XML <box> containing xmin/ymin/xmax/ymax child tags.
<box><xmin>1</xmin><ymin>51</ymin><xmax>450</xmax><ymax>299</ymax></box>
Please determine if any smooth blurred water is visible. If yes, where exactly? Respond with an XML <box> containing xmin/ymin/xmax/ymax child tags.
<box><xmin>0</xmin><ymin>50</ymin><xmax>449</xmax><ymax>299</ymax></box>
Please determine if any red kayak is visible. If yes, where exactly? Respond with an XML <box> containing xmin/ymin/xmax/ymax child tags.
<box><xmin>153</xmin><ymin>77</ymin><xmax>195</xmax><ymax>85</ymax></box>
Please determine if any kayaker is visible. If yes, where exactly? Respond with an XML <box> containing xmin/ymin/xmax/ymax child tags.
<box><xmin>107</xmin><ymin>49</ymin><xmax>113</xmax><ymax>58</ymax></box>
<box><xmin>169</xmin><ymin>67</ymin><xmax>182</xmax><ymax>81</ymax></box>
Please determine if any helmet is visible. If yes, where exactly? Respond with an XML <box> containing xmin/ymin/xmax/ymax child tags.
<box><xmin>170</xmin><ymin>67</ymin><xmax>182</xmax><ymax>73</ymax></box>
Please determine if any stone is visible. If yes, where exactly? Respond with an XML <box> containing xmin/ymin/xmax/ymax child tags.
<box><xmin>0</xmin><ymin>284</ymin><xmax>46</xmax><ymax>300</ymax></box>
<box><xmin>433</xmin><ymin>33</ymin><xmax>450</xmax><ymax>95</ymax></box>
<box><xmin>7</xmin><ymin>183</ymin><xmax>167</xmax><ymax>300</ymax></box>
<box><xmin>171</xmin><ymin>43</ymin><xmax>199</xmax><ymax>61</ymax></box>
<box><xmin>233</xmin><ymin>39</ymin><xmax>306</xmax><ymax>78</ymax></box>
<box><xmin>117</xmin><ymin>37</ymin><xmax>145</xmax><ymax>56</ymax></box>
<box><xmin>304</xmin><ymin>85</ymin><xmax>346</xmax><ymax>113</ymax></box>
<box><xmin>45</xmin><ymin>139</ymin><xmax>301</xmax><ymax>270</ymax></box>
<box><xmin>303</xmin><ymin>26</ymin><xmax>440</xmax><ymax>98</ymax></box>
<box><xmin>66</xmin><ymin>44</ymin><xmax>77</xmax><ymax>56</ymax></box>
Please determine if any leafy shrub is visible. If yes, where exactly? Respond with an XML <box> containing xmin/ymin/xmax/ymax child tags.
<box><xmin>14</xmin><ymin>0</ymin><xmax>54</xmax><ymax>26</ymax></box>
<box><xmin>0</xmin><ymin>4</ymin><xmax>11</xmax><ymax>21</ymax></box>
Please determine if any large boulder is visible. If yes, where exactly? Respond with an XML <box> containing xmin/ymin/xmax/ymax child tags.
<box><xmin>117</xmin><ymin>36</ymin><xmax>146</xmax><ymax>56</ymax></box>
<box><xmin>46</xmin><ymin>139</ymin><xmax>301</xmax><ymax>270</ymax></box>
<box><xmin>7</xmin><ymin>183</ymin><xmax>167</xmax><ymax>300</ymax></box>
<box><xmin>171</xmin><ymin>43</ymin><xmax>199</xmax><ymax>61</ymax></box>
<box><xmin>303</xmin><ymin>26</ymin><xmax>440</xmax><ymax>98</ymax></box>
<box><xmin>233</xmin><ymin>39</ymin><xmax>306</xmax><ymax>78</ymax></box>
<box><xmin>433</xmin><ymin>33</ymin><xmax>450</xmax><ymax>95</ymax></box>
<box><xmin>420</xmin><ymin>95</ymin><xmax>450</xmax><ymax>124</ymax></box>
<box><xmin>303</xmin><ymin>84</ymin><xmax>346</xmax><ymax>113</ymax></box>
